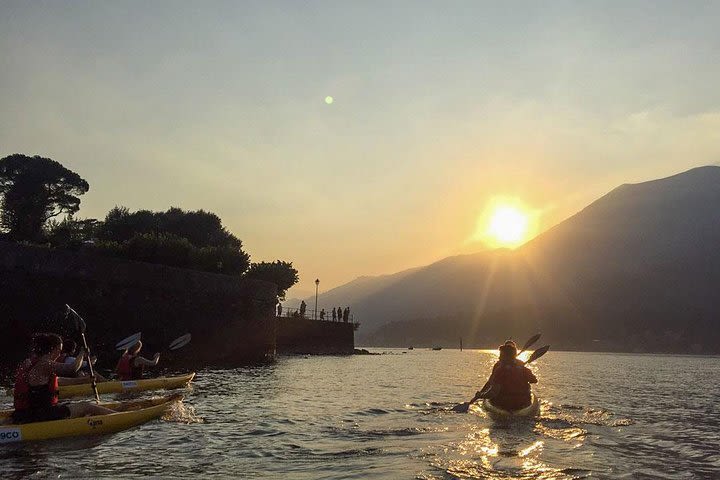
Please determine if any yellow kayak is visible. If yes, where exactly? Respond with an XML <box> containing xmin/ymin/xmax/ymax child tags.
<box><xmin>0</xmin><ymin>395</ymin><xmax>181</xmax><ymax>444</ymax></box>
<box><xmin>483</xmin><ymin>393</ymin><xmax>540</xmax><ymax>419</ymax></box>
<box><xmin>58</xmin><ymin>373</ymin><xmax>195</xmax><ymax>399</ymax></box>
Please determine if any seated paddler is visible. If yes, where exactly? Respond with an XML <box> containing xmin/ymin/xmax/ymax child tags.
<box><xmin>115</xmin><ymin>340</ymin><xmax>160</xmax><ymax>381</ymax></box>
<box><xmin>479</xmin><ymin>340</ymin><xmax>538</xmax><ymax>410</ymax></box>
<box><xmin>12</xmin><ymin>333</ymin><xmax>115</xmax><ymax>424</ymax></box>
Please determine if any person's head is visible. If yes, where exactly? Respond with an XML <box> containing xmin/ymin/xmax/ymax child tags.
<box><xmin>32</xmin><ymin>333</ymin><xmax>63</xmax><ymax>359</ymax></box>
<box><xmin>128</xmin><ymin>340</ymin><xmax>143</xmax><ymax>355</ymax></box>
<box><xmin>498</xmin><ymin>340</ymin><xmax>517</xmax><ymax>362</ymax></box>
<box><xmin>62</xmin><ymin>339</ymin><xmax>77</xmax><ymax>356</ymax></box>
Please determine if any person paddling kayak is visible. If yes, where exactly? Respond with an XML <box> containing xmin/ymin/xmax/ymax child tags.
<box><xmin>115</xmin><ymin>340</ymin><xmax>160</xmax><ymax>380</ymax></box>
<box><xmin>482</xmin><ymin>340</ymin><xmax>537</xmax><ymax>411</ymax></box>
<box><xmin>12</xmin><ymin>333</ymin><xmax>115</xmax><ymax>424</ymax></box>
<box><xmin>59</xmin><ymin>339</ymin><xmax>107</xmax><ymax>381</ymax></box>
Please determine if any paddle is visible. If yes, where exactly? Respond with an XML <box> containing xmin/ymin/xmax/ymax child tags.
<box><xmin>524</xmin><ymin>345</ymin><xmax>550</xmax><ymax>365</ymax></box>
<box><xmin>116</xmin><ymin>332</ymin><xmax>142</xmax><ymax>351</ymax></box>
<box><xmin>65</xmin><ymin>304</ymin><xmax>101</xmax><ymax>403</ymax></box>
<box><xmin>115</xmin><ymin>332</ymin><xmax>191</xmax><ymax>353</ymax></box>
<box><xmin>167</xmin><ymin>333</ymin><xmax>192</xmax><ymax>351</ymax></box>
<box><xmin>518</xmin><ymin>333</ymin><xmax>542</xmax><ymax>355</ymax></box>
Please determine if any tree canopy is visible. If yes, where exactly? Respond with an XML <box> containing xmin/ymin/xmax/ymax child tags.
<box><xmin>94</xmin><ymin>206</ymin><xmax>251</xmax><ymax>275</ymax></box>
<box><xmin>0</xmin><ymin>154</ymin><xmax>299</xmax><ymax>293</ymax></box>
<box><xmin>0</xmin><ymin>154</ymin><xmax>89</xmax><ymax>241</ymax></box>
<box><xmin>245</xmin><ymin>261</ymin><xmax>299</xmax><ymax>299</ymax></box>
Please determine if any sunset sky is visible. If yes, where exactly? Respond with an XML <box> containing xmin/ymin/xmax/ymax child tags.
<box><xmin>2</xmin><ymin>1</ymin><xmax>719</xmax><ymax>298</ymax></box>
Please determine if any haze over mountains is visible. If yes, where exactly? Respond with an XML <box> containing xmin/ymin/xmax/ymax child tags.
<box><xmin>310</xmin><ymin>166</ymin><xmax>720</xmax><ymax>353</ymax></box>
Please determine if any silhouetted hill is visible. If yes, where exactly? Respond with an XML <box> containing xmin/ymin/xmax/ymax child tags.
<box><xmin>327</xmin><ymin>166</ymin><xmax>720</xmax><ymax>353</ymax></box>
<box><xmin>307</xmin><ymin>266</ymin><xmax>422</xmax><ymax>313</ymax></box>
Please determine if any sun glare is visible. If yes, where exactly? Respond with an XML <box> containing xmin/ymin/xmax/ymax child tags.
<box><xmin>488</xmin><ymin>205</ymin><xmax>529</xmax><ymax>245</ymax></box>
<box><xmin>470</xmin><ymin>198</ymin><xmax>536</xmax><ymax>249</ymax></box>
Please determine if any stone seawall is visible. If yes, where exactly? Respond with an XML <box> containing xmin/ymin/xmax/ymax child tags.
<box><xmin>0</xmin><ymin>241</ymin><xmax>277</xmax><ymax>368</ymax></box>
<box><xmin>276</xmin><ymin>317</ymin><xmax>355</xmax><ymax>355</ymax></box>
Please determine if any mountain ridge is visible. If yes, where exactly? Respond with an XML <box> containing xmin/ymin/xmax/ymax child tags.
<box><xmin>310</xmin><ymin>166</ymin><xmax>720</xmax><ymax>353</ymax></box>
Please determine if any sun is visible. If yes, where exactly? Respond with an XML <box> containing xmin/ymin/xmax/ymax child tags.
<box><xmin>469</xmin><ymin>198</ymin><xmax>535</xmax><ymax>249</ymax></box>
<box><xmin>487</xmin><ymin>205</ymin><xmax>529</xmax><ymax>246</ymax></box>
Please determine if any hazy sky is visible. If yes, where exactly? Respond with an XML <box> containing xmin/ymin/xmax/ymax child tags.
<box><xmin>2</xmin><ymin>1</ymin><xmax>719</xmax><ymax>298</ymax></box>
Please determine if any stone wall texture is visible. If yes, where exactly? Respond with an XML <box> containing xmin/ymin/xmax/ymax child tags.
<box><xmin>0</xmin><ymin>241</ymin><xmax>277</xmax><ymax>369</ymax></box>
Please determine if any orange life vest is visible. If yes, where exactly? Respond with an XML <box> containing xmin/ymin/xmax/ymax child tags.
<box><xmin>13</xmin><ymin>358</ymin><xmax>59</xmax><ymax>411</ymax></box>
<box><xmin>115</xmin><ymin>353</ymin><xmax>143</xmax><ymax>380</ymax></box>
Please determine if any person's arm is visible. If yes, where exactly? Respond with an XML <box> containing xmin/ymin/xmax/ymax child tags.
<box><xmin>525</xmin><ymin>367</ymin><xmax>538</xmax><ymax>384</ymax></box>
<box><xmin>473</xmin><ymin>363</ymin><xmax>501</xmax><ymax>400</ymax></box>
<box><xmin>486</xmin><ymin>362</ymin><xmax>501</xmax><ymax>384</ymax></box>
<box><xmin>53</xmin><ymin>349</ymin><xmax>85</xmax><ymax>376</ymax></box>
<box><xmin>30</xmin><ymin>360</ymin><xmax>92</xmax><ymax>386</ymax></box>
<box><xmin>133</xmin><ymin>353</ymin><xmax>160</xmax><ymax>367</ymax></box>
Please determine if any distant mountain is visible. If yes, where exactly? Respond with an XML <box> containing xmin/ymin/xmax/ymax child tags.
<box><xmin>307</xmin><ymin>266</ymin><xmax>422</xmax><ymax>312</ymax></box>
<box><xmin>320</xmin><ymin>166</ymin><xmax>720</xmax><ymax>353</ymax></box>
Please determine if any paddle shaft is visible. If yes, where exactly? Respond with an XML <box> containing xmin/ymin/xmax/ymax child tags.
<box><xmin>78</xmin><ymin>332</ymin><xmax>100</xmax><ymax>403</ymax></box>
<box><xmin>66</xmin><ymin>305</ymin><xmax>101</xmax><ymax>403</ymax></box>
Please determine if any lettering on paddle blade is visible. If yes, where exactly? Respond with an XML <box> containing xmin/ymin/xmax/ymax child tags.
<box><xmin>121</xmin><ymin>381</ymin><xmax>138</xmax><ymax>389</ymax></box>
<box><xmin>0</xmin><ymin>428</ymin><xmax>22</xmax><ymax>443</ymax></box>
<box><xmin>87</xmin><ymin>419</ymin><xmax>103</xmax><ymax>428</ymax></box>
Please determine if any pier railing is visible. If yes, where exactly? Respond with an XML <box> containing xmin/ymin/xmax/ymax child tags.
<box><xmin>276</xmin><ymin>307</ymin><xmax>357</xmax><ymax>326</ymax></box>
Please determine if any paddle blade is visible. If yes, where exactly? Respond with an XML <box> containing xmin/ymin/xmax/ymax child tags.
<box><xmin>520</xmin><ymin>333</ymin><xmax>541</xmax><ymax>352</ymax></box>
<box><xmin>168</xmin><ymin>333</ymin><xmax>191</xmax><ymax>351</ymax></box>
<box><xmin>525</xmin><ymin>345</ymin><xmax>550</xmax><ymax>365</ymax></box>
<box><xmin>65</xmin><ymin>304</ymin><xmax>86</xmax><ymax>334</ymax></box>
<box><xmin>452</xmin><ymin>402</ymin><xmax>471</xmax><ymax>413</ymax></box>
<box><xmin>116</xmin><ymin>332</ymin><xmax>142</xmax><ymax>351</ymax></box>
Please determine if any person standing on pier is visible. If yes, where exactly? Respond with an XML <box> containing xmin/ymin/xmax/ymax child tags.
<box><xmin>277</xmin><ymin>303</ymin><xmax>282</xmax><ymax>317</ymax></box>
<box><xmin>343</xmin><ymin>307</ymin><xmax>349</xmax><ymax>322</ymax></box>
<box><xmin>299</xmin><ymin>300</ymin><xmax>307</xmax><ymax>318</ymax></box>
<box><xmin>320</xmin><ymin>309</ymin><xmax>325</xmax><ymax>320</ymax></box>
<box><xmin>336</xmin><ymin>307</ymin><xmax>342</xmax><ymax>322</ymax></box>
<box><xmin>332</xmin><ymin>308</ymin><xmax>337</xmax><ymax>321</ymax></box>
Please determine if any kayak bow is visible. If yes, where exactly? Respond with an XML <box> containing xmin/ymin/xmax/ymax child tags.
<box><xmin>0</xmin><ymin>395</ymin><xmax>182</xmax><ymax>444</ymax></box>
<box><xmin>59</xmin><ymin>373</ymin><xmax>195</xmax><ymax>399</ymax></box>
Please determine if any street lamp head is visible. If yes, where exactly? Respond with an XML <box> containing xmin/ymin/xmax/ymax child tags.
<box><xmin>315</xmin><ymin>278</ymin><xmax>320</xmax><ymax>286</ymax></box>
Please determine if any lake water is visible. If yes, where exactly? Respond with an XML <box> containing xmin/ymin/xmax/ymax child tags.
<box><xmin>1</xmin><ymin>350</ymin><xmax>719</xmax><ymax>479</ymax></box>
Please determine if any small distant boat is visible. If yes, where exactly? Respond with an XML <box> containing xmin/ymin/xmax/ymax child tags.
<box><xmin>432</xmin><ymin>346</ymin><xmax>442</xmax><ymax>351</ymax></box>
<box><xmin>408</xmin><ymin>346</ymin><xmax>414</xmax><ymax>350</ymax></box>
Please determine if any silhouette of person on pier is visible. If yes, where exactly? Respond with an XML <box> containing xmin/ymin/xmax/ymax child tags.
<box><xmin>299</xmin><ymin>300</ymin><xmax>307</xmax><ymax>318</ymax></box>
<box><xmin>277</xmin><ymin>303</ymin><xmax>282</xmax><ymax>317</ymax></box>
<box><xmin>320</xmin><ymin>309</ymin><xmax>325</xmax><ymax>320</ymax></box>
<box><xmin>336</xmin><ymin>307</ymin><xmax>342</xmax><ymax>322</ymax></box>
<box><xmin>343</xmin><ymin>307</ymin><xmax>349</xmax><ymax>323</ymax></box>
<box><xmin>332</xmin><ymin>308</ymin><xmax>337</xmax><ymax>321</ymax></box>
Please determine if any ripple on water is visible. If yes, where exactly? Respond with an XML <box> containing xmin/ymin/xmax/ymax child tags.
<box><xmin>1</xmin><ymin>351</ymin><xmax>719</xmax><ymax>479</ymax></box>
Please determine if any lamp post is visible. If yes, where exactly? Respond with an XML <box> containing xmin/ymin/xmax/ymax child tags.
<box><xmin>314</xmin><ymin>278</ymin><xmax>320</xmax><ymax>320</ymax></box>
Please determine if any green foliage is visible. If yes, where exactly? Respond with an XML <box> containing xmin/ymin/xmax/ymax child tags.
<box><xmin>45</xmin><ymin>217</ymin><xmax>99</xmax><ymax>248</ymax></box>
<box><xmin>97</xmin><ymin>206</ymin><xmax>242</xmax><ymax>250</ymax></box>
<box><xmin>93</xmin><ymin>206</ymin><xmax>251</xmax><ymax>274</ymax></box>
<box><xmin>0</xmin><ymin>154</ymin><xmax>89</xmax><ymax>241</ymax></box>
<box><xmin>244</xmin><ymin>261</ymin><xmax>299</xmax><ymax>299</ymax></box>
<box><xmin>0</xmin><ymin>155</ymin><xmax>290</xmax><ymax>280</ymax></box>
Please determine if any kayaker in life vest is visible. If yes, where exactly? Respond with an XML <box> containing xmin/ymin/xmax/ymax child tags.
<box><xmin>12</xmin><ymin>333</ymin><xmax>115</xmax><ymax>424</ymax></box>
<box><xmin>115</xmin><ymin>340</ymin><xmax>160</xmax><ymax>381</ymax></box>
<box><xmin>483</xmin><ymin>340</ymin><xmax>538</xmax><ymax>411</ymax></box>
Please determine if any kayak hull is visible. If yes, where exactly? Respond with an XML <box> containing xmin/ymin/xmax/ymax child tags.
<box><xmin>483</xmin><ymin>393</ymin><xmax>540</xmax><ymax>419</ymax></box>
<box><xmin>0</xmin><ymin>395</ymin><xmax>181</xmax><ymax>443</ymax></box>
<box><xmin>58</xmin><ymin>373</ymin><xmax>195</xmax><ymax>399</ymax></box>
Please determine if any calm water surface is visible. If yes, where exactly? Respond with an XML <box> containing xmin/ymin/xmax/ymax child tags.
<box><xmin>1</xmin><ymin>350</ymin><xmax>719</xmax><ymax>479</ymax></box>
